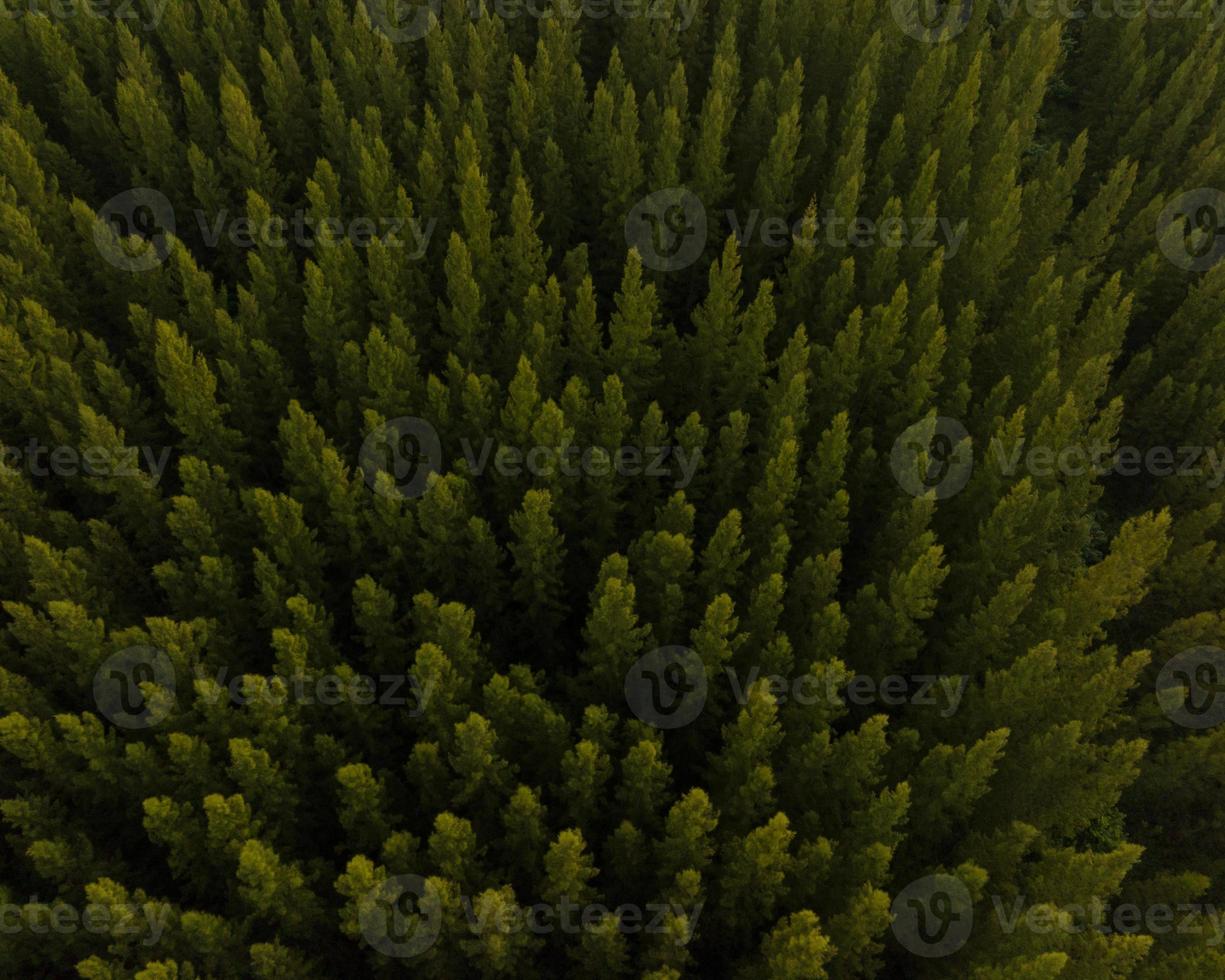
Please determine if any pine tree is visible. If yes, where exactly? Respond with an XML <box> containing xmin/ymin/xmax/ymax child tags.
<box><xmin>0</xmin><ymin>5</ymin><xmax>1222</xmax><ymax>978</ymax></box>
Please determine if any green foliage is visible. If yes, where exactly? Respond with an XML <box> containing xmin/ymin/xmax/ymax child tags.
<box><xmin>0</xmin><ymin>2</ymin><xmax>1222</xmax><ymax>978</ymax></box>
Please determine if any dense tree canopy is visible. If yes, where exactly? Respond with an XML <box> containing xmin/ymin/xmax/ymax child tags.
<box><xmin>1</xmin><ymin>0</ymin><xmax>1224</xmax><ymax>976</ymax></box>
